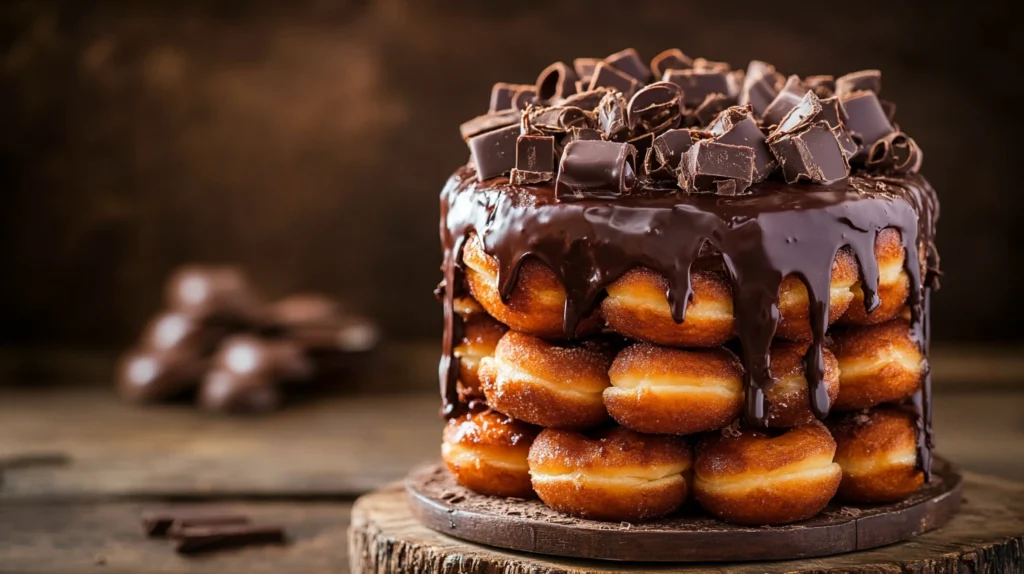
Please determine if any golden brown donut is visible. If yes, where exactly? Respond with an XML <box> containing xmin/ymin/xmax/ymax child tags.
<box><xmin>763</xmin><ymin>341</ymin><xmax>840</xmax><ymax>428</ymax></box>
<box><xmin>442</xmin><ymin>409</ymin><xmax>539</xmax><ymax>498</ymax></box>
<box><xmin>604</xmin><ymin>343</ymin><xmax>744</xmax><ymax>435</ymax></box>
<box><xmin>774</xmin><ymin>248</ymin><xmax>858</xmax><ymax>341</ymax></box>
<box><xmin>463</xmin><ymin>233</ymin><xmax>600</xmax><ymax>339</ymax></box>
<box><xmin>693</xmin><ymin>422</ymin><xmax>842</xmax><ymax>525</ymax></box>
<box><xmin>528</xmin><ymin>426</ymin><xmax>692</xmax><ymax>521</ymax></box>
<box><xmin>454</xmin><ymin>307</ymin><xmax>508</xmax><ymax>402</ymax></box>
<box><xmin>832</xmin><ymin>320</ymin><xmax>924</xmax><ymax>411</ymax></box>
<box><xmin>828</xmin><ymin>407</ymin><xmax>924</xmax><ymax>503</ymax></box>
<box><xmin>839</xmin><ymin>228</ymin><xmax>910</xmax><ymax>326</ymax></box>
<box><xmin>478</xmin><ymin>331</ymin><xmax>611</xmax><ymax>430</ymax></box>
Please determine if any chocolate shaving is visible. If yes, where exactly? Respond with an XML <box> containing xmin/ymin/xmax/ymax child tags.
<box><xmin>535</xmin><ymin>62</ymin><xmax>578</xmax><ymax>102</ymax></box>
<box><xmin>836</xmin><ymin>69</ymin><xmax>882</xmax><ymax>97</ymax></box>
<box><xmin>588</xmin><ymin>61</ymin><xmax>640</xmax><ymax>98</ymax></box>
<box><xmin>459</xmin><ymin>109</ymin><xmax>520</xmax><ymax>140</ymax></box>
<box><xmin>690</xmin><ymin>93</ymin><xmax>733</xmax><ymax>127</ymax></box>
<box><xmin>840</xmin><ymin>90</ymin><xmax>895</xmax><ymax>159</ymax></box>
<box><xmin>645</xmin><ymin>128</ymin><xmax>696</xmax><ymax>179</ymax></box>
<box><xmin>867</xmin><ymin>131</ymin><xmax>923</xmax><ymax>174</ymax></box>
<box><xmin>805</xmin><ymin>75</ymin><xmax>836</xmax><ymax>98</ymax></box>
<box><xmin>510</xmin><ymin>134</ymin><xmax>555</xmax><ymax>184</ymax></box>
<box><xmin>626</xmin><ymin>81</ymin><xmax>683</xmax><ymax>134</ymax></box>
<box><xmin>556</xmin><ymin>140</ymin><xmax>638</xmax><ymax>198</ymax></box>
<box><xmin>650</xmin><ymin>48</ymin><xmax>693</xmax><ymax>77</ymax></box>
<box><xmin>710</xmin><ymin>105</ymin><xmax>776</xmax><ymax>182</ymax></box>
<box><xmin>679</xmin><ymin>139</ymin><xmax>755</xmax><ymax>194</ymax></box>
<box><xmin>762</xmin><ymin>75</ymin><xmax>808</xmax><ymax>127</ymax></box>
<box><xmin>573</xmin><ymin>57</ymin><xmax>599</xmax><ymax>82</ymax></box>
<box><xmin>603</xmin><ymin>48</ymin><xmax>651</xmax><ymax>82</ymax></box>
<box><xmin>597</xmin><ymin>91</ymin><xmax>630</xmax><ymax>141</ymax></box>
<box><xmin>524</xmin><ymin>105</ymin><xmax>591</xmax><ymax>135</ymax></box>
<box><xmin>768</xmin><ymin>121</ymin><xmax>850</xmax><ymax>184</ymax></box>
<box><xmin>468</xmin><ymin>123</ymin><xmax>519</xmax><ymax>180</ymax></box>
<box><xmin>739</xmin><ymin>60</ymin><xmax>782</xmax><ymax>116</ymax></box>
<box><xmin>663</xmin><ymin>68</ymin><xmax>732</xmax><ymax>108</ymax></box>
<box><xmin>489</xmin><ymin>83</ymin><xmax>532</xmax><ymax>112</ymax></box>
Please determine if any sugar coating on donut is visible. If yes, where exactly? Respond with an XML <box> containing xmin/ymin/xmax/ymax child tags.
<box><xmin>454</xmin><ymin>313</ymin><xmax>507</xmax><ymax>401</ymax></box>
<box><xmin>832</xmin><ymin>320</ymin><xmax>924</xmax><ymax>411</ymax></box>
<box><xmin>442</xmin><ymin>409</ymin><xmax>539</xmax><ymax>498</ymax></box>
<box><xmin>840</xmin><ymin>228</ymin><xmax>910</xmax><ymax>326</ymax></box>
<box><xmin>774</xmin><ymin>248</ymin><xmax>858</xmax><ymax>341</ymax></box>
<box><xmin>828</xmin><ymin>407</ymin><xmax>924</xmax><ymax>503</ymax></box>
<box><xmin>763</xmin><ymin>341</ymin><xmax>840</xmax><ymax>428</ymax></box>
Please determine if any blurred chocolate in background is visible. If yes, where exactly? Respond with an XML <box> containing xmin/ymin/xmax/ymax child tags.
<box><xmin>1</xmin><ymin>0</ymin><xmax>1020</xmax><ymax>349</ymax></box>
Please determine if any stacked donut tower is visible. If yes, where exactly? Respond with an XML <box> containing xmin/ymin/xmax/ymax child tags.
<box><xmin>437</xmin><ymin>48</ymin><xmax>940</xmax><ymax>525</ymax></box>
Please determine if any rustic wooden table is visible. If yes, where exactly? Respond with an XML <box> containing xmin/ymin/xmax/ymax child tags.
<box><xmin>2</xmin><ymin>344</ymin><xmax>1023</xmax><ymax>573</ymax></box>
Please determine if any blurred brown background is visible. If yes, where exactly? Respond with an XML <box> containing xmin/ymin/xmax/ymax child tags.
<box><xmin>1</xmin><ymin>0</ymin><xmax>1020</xmax><ymax>350</ymax></box>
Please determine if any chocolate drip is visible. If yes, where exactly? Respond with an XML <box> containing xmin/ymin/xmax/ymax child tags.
<box><xmin>438</xmin><ymin>167</ymin><xmax>938</xmax><ymax>469</ymax></box>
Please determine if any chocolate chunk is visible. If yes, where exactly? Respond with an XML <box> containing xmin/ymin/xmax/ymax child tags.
<box><xmin>679</xmin><ymin>139</ymin><xmax>755</xmax><ymax>194</ymax></box>
<box><xmin>710</xmin><ymin>106</ymin><xmax>776</xmax><ymax>182</ymax></box>
<box><xmin>836</xmin><ymin>69</ymin><xmax>882</xmax><ymax>97</ymax></box>
<box><xmin>489</xmin><ymin>83</ymin><xmax>531</xmax><ymax>112</ymax></box>
<box><xmin>588</xmin><ymin>61</ymin><xmax>640</xmax><ymax>98</ymax></box>
<box><xmin>459</xmin><ymin>109</ymin><xmax>520</xmax><ymax>140</ymax></box>
<box><xmin>690</xmin><ymin>93</ymin><xmax>733</xmax><ymax>127</ymax></box>
<box><xmin>199</xmin><ymin>368</ymin><xmax>282</xmax><ymax>414</ymax></box>
<box><xmin>805</xmin><ymin>75</ymin><xmax>835</xmax><ymax>98</ymax></box>
<box><xmin>603</xmin><ymin>48</ymin><xmax>651</xmax><ymax>82</ymax></box>
<box><xmin>559</xmin><ymin>127</ymin><xmax>604</xmax><ymax>151</ymax></box>
<box><xmin>840</xmin><ymin>90</ymin><xmax>895</xmax><ymax>156</ymax></box>
<box><xmin>166</xmin><ymin>266</ymin><xmax>267</xmax><ymax>326</ymax></box>
<box><xmin>650</xmin><ymin>48</ymin><xmax>693</xmax><ymax>77</ymax></box>
<box><xmin>173</xmin><ymin>523</ymin><xmax>285</xmax><ymax>554</ymax></box>
<box><xmin>142</xmin><ymin>509</ymin><xmax>250</xmax><ymax>537</ymax></box>
<box><xmin>834</xmin><ymin>126</ymin><xmax>860</xmax><ymax>159</ymax></box>
<box><xmin>645</xmin><ymin>128</ymin><xmax>696</xmax><ymax>179</ymax></box>
<box><xmin>663</xmin><ymin>69</ymin><xmax>732</xmax><ymax>107</ymax></box>
<box><xmin>768</xmin><ymin>121</ymin><xmax>850</xmax><ymax>184</ymax></box>
<box><xmin>597</xmin><ymin>91</ymin><xmax>630</xmax><ymax>141</ymax></box>
<box><xmin>468</xmin><ymin>123</ymin><xmax>520</xmax><ymax>180</ymax></box>
<box><xmin>116</xmin><ymin>347</ymin><xmax>207</xmax><ymax>403</ymax></box>
<box><xmin>627</xmin><ymin>81</ymin><xmax>683</xmax><ymax>134</ymax></box>
<box><xmin>739</xmin><ymin>60</ymin><xmax>782</xmax><ymax>116</ymax></box>
<box><xmin>139</xmin><ymin>311</ymin><xmax>222</xmax><ymax>355</ymax></box>
<box><xmin>880</xmin><ymin>99</ymin><xmax>897</xmax><ymax>122</ymax></box>
<box><xmin>562</xmin><ymin>89</ymin><xmax>611</xmax><ymax>111</ymax></box>
<box><xmin>816</xmin><ymin>96</ymin><xmax>848</xmax><ymax>129</ymax></box>
<box><xmin>535</xmin><ymin>62</ymin><xmax>579</xmax><ymax>102</ymax></box>
<box><xmin>556</xmin><ymin>140</ymin><xmax>638</xmax><ymax>198</ymax></box>
<box><xmin>726</xmin><ymin>69</ymin><xmax>744</xmax><ymax>99</ymax></box>
<box><xmin>573</xmin><ymin>57</ymin><xmax>599</xmax><ymax>82</ymax></box>
<box><xmin>867</xmin><ymin>131</ymin><xmax>923</xmax><ymax>173</ymax></box>
<box><xmin>693</xmin><ymin>58</ymin><xmax>731</xmax><ymax>73</ymax></box>
<box><xmin>772</xmin><ymin>91</ymin><xmax>824</xmax><ymax>135</ymax></box>
<box><xmin>510</xmin><ymin>134</ymin><xmax>555</xmax><ymax>184</ymax></box>
<box><xmin>524</xmin><ymin>105</ymin><xmax>591</xmax><ymax>135</ymax></box>
<box><xmin>762</xmin><ymin>75</ymin><xmax>808</xmax><ymax>127</ymax></box>
<box><xmin>511</xmin><ymin>86</ymin><xmax>537</xmax><ymax>111</ymax></box>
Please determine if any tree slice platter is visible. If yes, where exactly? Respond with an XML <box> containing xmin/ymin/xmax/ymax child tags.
<box><xmin>395</xmin><ymin>458</ymin><xmax>964</xmax><ymax>564</ymax></box>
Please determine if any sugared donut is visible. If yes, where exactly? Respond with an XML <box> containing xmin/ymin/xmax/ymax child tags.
<box><xmin>462</xmin><ymin>233</ymin><xmax>600</xmax><ymax>339</ymax></box>
<box><xmin>828</xmin><ymin>407</ymin><xmax>924</xmax><ymax>503</ymax></box>
<box><xmin>693</xmin><ymin>422</ymin><xmax>842</xmax><ymax>525</ymax></box>
<box><xmin>774</xmin><ymin>248</ymin><xmax>858</xmax><ymax>341</ymax></box>
<box><xmin>831</xmin><ymin>320</ymin><xmax>923</xmax><ymax>411</ymax></box>
<box><xmin>478</xmin><ymin>331</ymin><xmax>611</xmax><ymax>430</ymax></box>
<box><xmin>442</xmin><ymin>409</ymin><xmax>539</xmax><ymax>498</ymax></box>
<box><xmin>454</xmin><ymin>308</ymin><xmax>507</xmax><ymax>402</ymax></box>
<box><xmin>763</xmin><ymin>341</ymin><xmax>840</xmax><ymax>428</ymax></box>
<box><xmin>600</xmin><ymin>268</ymin><xmax>735</xmax><ymax>348</ymax></box>
<box><xmin>528</xmin><ymin>427</ymin><xmax>692</xmax><ymax>521</ymax></box>
<box><xmin>604</xmin><ymin>343</ymin><xmax>744</xmax><ymax>435</ymax></box>
<box><xmin>839</xmin><ymin>228</ymin><xmax>910</xmax><ymax>326</ymax></box>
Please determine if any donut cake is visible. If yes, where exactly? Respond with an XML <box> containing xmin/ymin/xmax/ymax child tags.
<box><xmin>436</xmin><ymin>48</ymin><xmax>940</xmax><ymax>526</ymax></box>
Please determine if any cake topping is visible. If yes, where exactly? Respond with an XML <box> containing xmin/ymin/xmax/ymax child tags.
<box><xmin>535</xmin><ymin>62</ymin><xmax>577</xmax><ymax>103</ymax></box>
<box><xmin>762</xmin><ymin>75</ymin><xmax>808</xmax><ymax>127</ymax></box>
<box><xmin>602</xmin><ymin>48</ymin><xmax>651</xmax><ymax>83</ymax></box>
<box><xmin>650</xmin><ymin>48</ymin><xmax>693</xmax><ymax>77</ymax></box>
<box><xmin>588</xmin><ymin>62</ymin><xmax>641</xmax><ymax>97</ymax></box>
<box><xmin>556</xmin><ymin>140</ymin><xmax>638</xmax><ymax>197</ymax></box>
<box><xmin>467</xmin><ymin>123</ymin><xmax>519</xmax><ymax>180</ymax></box>
<box><xmin>679</xmin><ymin>140</ymin><xmax>755</xmax><ymax>194</ymax></box>
<box><xmin>768</xmin><ymin>121</ymin><xmax>851</xmax><ymax>184</ymax></box>
<box><xmin>835</xmin><ymin>69</ymin><xmax>882</xmax><ymax>96</ymax></box>
<box><xmin>868</xmin><ymin>131</ymin><xmax>923</xmax><ymax>174</ymax></box>
<box><xmin>626</xmin><ymin>82</ymin><xmax>683</xmax><ymax>134</ymax></box>
<box><xmin>572</xmin><ymin>58</ymin><xmax>599</xmax><ymax>82</ymax></box>
<box><xmin>709</xmin><ymin>106</ymin><xmax>775</xmax><ymax>182</ymax></box>
<box><xmin>489</xmin><ymin>83</ymin><xmax>531</xmax><ymax>113</ymax></box>
<box><xmin>645</xmin><ymin>128</ymin><xmax>698</xmax><ymax>179</ymax></box>
<box><xmin>841</xmin><ymin>91</ymin><xmax>896</xmax><ymax>158</ymax></box>
<box><xmin>511</xmin><ymin>134</ymin><xmax>556</xmax><ymax>185</ymax></box>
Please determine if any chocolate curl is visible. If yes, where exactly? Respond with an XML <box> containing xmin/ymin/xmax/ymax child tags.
<box><xmin>679</xmin><ymin>139</ymin><xmax>755</xmax><ymax>194</ymax></box>
<box><xmin>523</xmin><ymin>105</ymin><xmax>591</xmax><ymax>136</ymax></box>
<box><xmin>602</xmin><ymin>48</ymin><xmax>651</xmax><ymax>83</ymax></box>
<box><xmin>650</xmin><ymin>48</ymin><xmax>693</xmax><ymax>78</ymax></box>
<box><xmin>835</xmin><ymin>69</ymin><xmax>882</xmax><ymax>97</ymax></box>
<box><xmin>644</xmin><ymin>128</ymin><xmax>697</xmax><ymax>180</ymax></box>
<box><xmin>588</xmin><ymin>61</ymin><xmax>640</xmax><ymax>98</ymax></box>
<box><xmin>510</xmin><ymin>134</ymin><xmax>556</xmax><ymax>185</ymax></box>
<box><xmin>768</xmin><ymin>121</ymin><xmax>850</xmax><ymax>184</ymax></box>
<box><xmin>468</xmin><ymin>123</ymin><xmax>519</xmax><ymax>180</ymax></box>
<box><xmin>573</xmin><ymin>57</ymin><xmax>599</xmax><ymax>82</ymax></box>
<box><xmin>626</xmin><ymin>81</ymin><xmax>683</xmax><ymax>135</ymax></box>
<box><xmin>556</xmin><ymin>140</ymin><xmax>638</xmax><ymax>198</ymax></box>
<box><xmin>459</xmin><ymin>109</ymin><xmax>520</xmax><ymax>140</ymax></box>
<box><xmin>867</xmin><ymin>131</ymin><xmax>923</xmax><ymax>174</ymax></box>
<box><xmin>840</xmin><ymin>90</ymin><xmax>895</xmax><ymax>161</ymax></box>
<box><xmin>738</xmin><ymin>60</ymin><xmax>783</xmax><ymax>116</ymax></box>
<box><xmin>663</xmin><ymin>68</ymin><xmax>732</xmax><ymax>108</ymax></box>
<box><xmin>535</xmin><ymin>62</ymin><xmax>579</xmax><ymax>102</ymax></box>
<box><xmin>489</xmin><ymin>83</ymin><xmax>532</xmax><ymax>112</ymax></box>
<box><xmin>597</xmin><ymin>90</ymin><xmax>630</xmax><ymax>141</ymax></box>
<box><xmin>762</xmin><ymin>75</ymin><xmax>809</xmax><ymax>127</ymax></box>
<box><xmin>710</xmin><ymin>105</ymin><xmax>776</xmax><ymax>182</ymax></box>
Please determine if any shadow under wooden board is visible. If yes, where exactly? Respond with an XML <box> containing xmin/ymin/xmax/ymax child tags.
<box><xmin>350</xmin><ymin>472</ymin><xmax>1024</xmax><ymax>573</ymax></box>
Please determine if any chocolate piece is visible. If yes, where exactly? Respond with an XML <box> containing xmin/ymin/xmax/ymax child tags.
<box><xmin>165</xmin><ymin>265</ymin><xmax>267</xmax><ymax>326</ymax></box>
<box><xmin>459</xmin><ymin>109</ymin><xmax>520</xmax><ymax>140</ymax></box>
<box><xmin>559</xmin><ymin>127</ymin><xmax>604</xmax><ymax>152</ymax></box>
<box><xmin>627</xmin><ymin>81</ymin><xmax>683</xmax><ymax>134</ymax></box>
<box><xmin>762</xmin><ymin>75</ymin><xmax>808</xmax><ymax>127</ymax></box>
<box><xmin>535</xmin><ymin>62</ymin><xmax>578</xmax><ymax>102</ymax></box>
<box><xmin>867</xmin><ymin>131</ymin><xmax>923</xmax><ymax>174</ymax></box>
<box><xmin>199</xmin><ymin>368</ymin><xmax>281</xmax><ymax>414</ymax></box>
<box><xmin>588</xmin><ymin>62</ymin><xmax>640</xmax><ymax>98</ymax></box>
<box><xmin>602</xmin><ymin>48</ymin><xmax>651</xmax><ymax>82</ymax></box>
<box><xmin>773</xmin><ymin>91</ymin><xmax>824</xmax><ymax>135</ymax></box>
<box><xmin>805</xmin><ymin>75</ymin><xmax>835</xmax><ymax>98</ymax></box>
<box><xmin>139</xmin><ymin>311</ymin><xmax>222</xmax><ymax>355</ymax></box>
<box><xmin>816</xmin><ymin>96</ymin><xmax>847</xmax><ymax>129</ymax></box>
<box><xmin>693</xmin><ymin>58</ymin><xmax>731</xmax><ymax>72</ymax></box>
<box><xmin>573</xmin><ymin>80</ymin><xmax>588</xmax><ymax>94</ymax></box>
<box><xmin>836</xmin><ymin>69</ymin><xmax>882</xmax><ymax>96</ymax></box>
<box><xmin>116</xmin><ymin>347</ymin><xmax>207</xmax><ymax>403</ymax></box>
<box><xmin>645</xmin><ymin>128</ymin><xmax>695</xmax><ymax>179</ymax></box>
<box><xmin>561</xmin><ymin>89</ymin><xmax>611</xmax><ymax>111</ymax></box>
<box><xmin>489</xmin><ymin>83</ymin><xmax>531</xmax><ymax>112</ymax></box>
<box><xmin>556</xmin><ymin>140</ymin><xmax>638</xmax><ymax>198</ymax></box>
<box><xmin>739</xmin><ymin>60</ymin><xmax>782</xmax><ymax>116</ymax></box>
<box><xmin>524</xmin><ymin>105</ymin><xmax>591</xmax><ymax>135</ymax></box>
<box><xmin>710</xmin><ymin>106</ymin><xmax>776</xmax><ymax>182</ymax></box>
<box><xmin>650</xmin><ymin>48</ymin><xmax>693</xmax><ymax>77</ymax></box>
<box><xmin>511</xmin><ymin>86</ymin><xmax>537</xmax><ymax>111</ymax></box>
<box><xmin>680</xmin><ymin>139</ymin><xmax>755</xmax><ymax>194</ymax></box>
<box><xmin>573</xmin><ymin>58</ymin><xmax>599</xmax><ymax>82</ymax></box>
<box><xmin>213</xmin><ymin>335</ymin><xmax>313</xmax><ymax>381</ymax></box>
<box><xmin>142</xmin><ymin>509</ymin><xmax>250</xmax><ymax>537</ymax></box>
<box><xmin>468</xmin><ymin>123</ymin><xmax>520</xmax><ymax>180</ymax></box>
<box><xmin>880</xmin><ymin>99</ymin><xmax>897</xmax><ymax>122</ymax></box>
<box><xmin>768</xmin><ymin>121</ymin><xmax>850</xmax><ymax>184</ymax></box>
<box><xmin>663</xmin><ymin>68</ymin><xmax>731</xmax><ymax>107</ymax></box>
<box><xmin>841</xmin><ymin>91</ymin><xmax>895</xmax><ymax>156</ymax></box>
<box><xmin>690</xmin><ymin>93</ymin><xmax>733</xmax><ymax>127</ymax></box>
<box><xmin>510</xmin><ymin>134</ymin><xmax>555</xmax><ymax>184</ymax></box>
<box><xmin>597</xmin><ymin>91</ymin><xmax>630</xmax><ymax>141</ymax></box>
<box><xmin>726</xmin><ymin>69</ymin><xmax>744</xmax><ymax>99</ymax></box>
<box><xmin>834</xmin><ymin>126</ymin><xmax>859</xmax><ymax>159</ymax></box>
<box><xmin>173</xmin><ymin>524</ymin><xmax>285</xmax><ymax>554</ymax></box>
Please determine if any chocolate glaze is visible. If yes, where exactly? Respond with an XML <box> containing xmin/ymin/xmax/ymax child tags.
<box><xmin>438</xmin><ymin>167</ymin><xmax>938</xmax><ymax>476</ymax></box>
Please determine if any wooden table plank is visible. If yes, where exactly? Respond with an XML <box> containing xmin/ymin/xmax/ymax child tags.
<box><xmin>0</xmin><ymin>501</ymin><xmax>351</xmax><ymax>574</ymax></box>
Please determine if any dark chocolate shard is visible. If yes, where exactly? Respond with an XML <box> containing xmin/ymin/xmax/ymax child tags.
<box><xmin>588</xmin><ymin>61</ymin><xmax>640</xmax><ymax>98</ymax></box>
<box><xmin>524</xmin><ymin>105</ymin><xmax>591</xmax><ymax>135</ymax></box>
<box><xmin>726</xmin><ymin>69</ymin><xmax>745</xmax><ymax>99</ymax></box>
<box><xmin>805</xmin><ymin>75</ymin><xmax>836</xmax><ymax>98</ymax></box>
<box><xmin>511</xmin><ymin>86</ymin><xmax>537</xmax><ymax>111</ymax></box>
<box><xmin>836</xmin><ymin>69</ymin><xmax>882</xmax><ymax>97</ymax></box>
<box><xmin>679</xmin><ymin>139</ymin><xmax>755</xmax><ymax>194</ymax></box>
<box><xmin>560</xmin><ymin>126</ymin><xmax>604</xmax><ymax>146</ymax></box>
<box><xmin>816</xmin><ymin>96</ymin><xmax>848</xmax><ymax>129</ymax></box>
<box><xmin>768</xmin><ymin>121</ymin><xmax>850</xmax><ymax>184</ymax></box>
<box><xmin>490</xmin><ymin>83</ymin><xmax>532</xmax><ymax>112</ymax></box>
<box><xmin>645</xmin><ymin>128</ymin><xmax>696</xmax><ymax>179</ymax></box>
<box><xmin>867</xmin><ymin>131</ymin><xmax>923</xmax><ymax>174</ymax></box>
<box><xmin>573</xmin><ymin>57</ymin><xmax>600</xmax><ymax>82</ymax></box>
<box><xmin>562</xmin><ymin>88</ymin><xmax>612</xmax><ymax>112</ymax></box>
<box><xmin>738</xmin><ymin>60</ymin><xmax>782</xmax><ymax>117</ymax></box>
<box><xmin>840</xmin><ymin>90</ymin><xmax>895</xmax><ymax>159</ymax></box>
<box><xmin>762</xmin><ymin>75</ymin><xmax>809</xmax><ymax>127</ymax></box>
<box><xmin>627</xmin><ymin>81</ymin><xmax>683</xmax><ymax>134</ymax></box>
<box><xmin>556</xmin><ymin>140</ymin><xmax>638</xmax><ymax>198</ymax></box>
<box><xmin>142</xmin><ymin>509</ymin><xmax>250</xmax><ymax>537</ymax></box>
<box><xmin>510</xmin><ymin>134</ymin><xmax>555</xmax><ymax>184</ymax></box>
<box><xmin>650</xmin><ymin>48</ymin><xmax>693</xmax><ymax>77</ymax></box>
<box><xmin>535</xmin><ymin>62</ymin><xmax>579</xmax><ymax>102</ymax></box>
<box><xmin>663</xmin><ymin>68</ymin><xmax>732</xmax><ymax>107</ymax></box>
<box><xmin>773</xmin><ymin>91</ymin><xmax>824</xmax><ymax>135</ymax></box>
<box><xmin>468</xmin><ymin>123</ymin><xmax>519</xmax><ymax>180</ymax></box>
<box><xmin>173</xmin><ymin>524</ymin><xmax>285</xmax><ymax>555</ymax></box>
<box><xmin>459</xmin><ymin>109</ymin><xmax>520</xmax><ymax>140</ymax></box>
<box><xmin>603</xmin><ymin>48</ymin><xmax>651</xmax><ymax>82</ymax></box>
<box><xmin>710</xmin><ymin>105</ymin><xmax>776</xmax><ymax>182</ymax></box>
<box><xmin>834</xmin><ymin>126</ymin><xmax>859</xmax><ymax>159</ymax></box>
<box><xmin>597</xmin><ymin>91</ymin><xmax>630</xmax><ymax>141</ymax></box>
<box><xmin>690</xmin><ymin>93</ymin><xmax>733</xmax><ymax>127</ymax></box>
